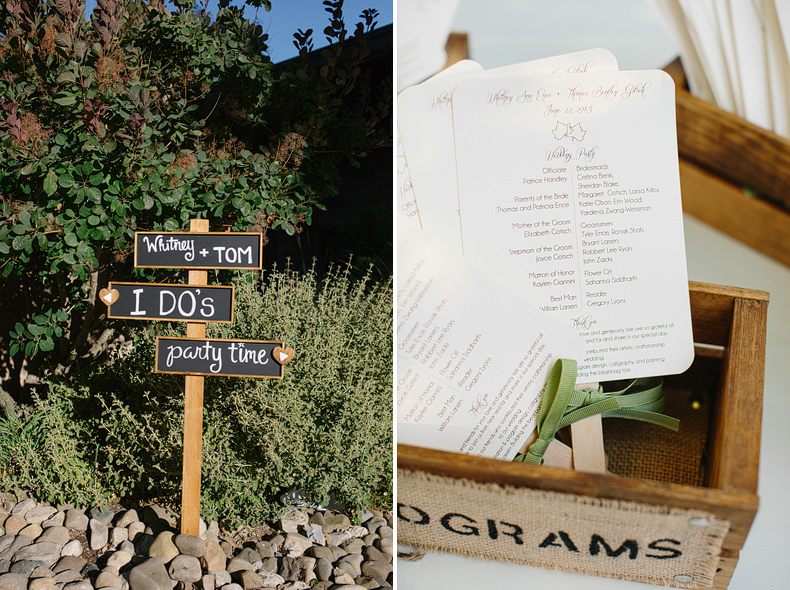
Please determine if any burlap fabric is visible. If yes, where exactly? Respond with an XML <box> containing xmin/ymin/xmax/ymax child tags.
<box><xmin>398</xmin><ymin>470</ymin><xmax>729</xmax><ymax>588</ymax></box>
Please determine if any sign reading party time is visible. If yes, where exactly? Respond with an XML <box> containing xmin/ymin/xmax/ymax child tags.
<box><xmin>155</xmin><ymin>337</ymin><xmax>291</xmax><ymax>378</ymax></box>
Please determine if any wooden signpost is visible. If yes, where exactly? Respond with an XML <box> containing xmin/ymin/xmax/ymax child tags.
<box><xmin>101</xmin><ymin>220</ymin><xmax>292</xmax><ymax>535</ymax></box>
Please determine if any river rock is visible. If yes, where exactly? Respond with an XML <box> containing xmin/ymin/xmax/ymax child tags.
<box><xmin>0</xmin><ymin>572</ymin><xmax>29</xmax><ymax>590</ymax></box>
<box><xmin>64</xmin><ymin>510</ymin><xmax>89</xmax><ymax>532</ymax></box>
<box><xmin>38</xmin><ymin>525</ymin><xmax>70</xmax><ymax>546</ymax></box>
<box><xmin>174</xmin><ymin>535</ymin><xmax>206</xmax><ymax>559</ymax></box>
<box><xmin>128</xmin><ymin>557</ymin><xmax>175</xmax><ymax>590</ymax></box>
<box><xmin>14</xmin><ymin>541</ymin><xmax>61</xmax><ymax>567</ymax></box>
<box><xmin>28</xmin><ymin>577</ymin><xmax>60</xmax><ymax>590</ymax></box>
<box><xmin>61</xmin><ymin>539</ymin><xmax>84</xmax><ymax>557</ymax></box>
<box><xmin>148</xmin><ymin>532</ymin><xmax>179</xmax><ymax>564</ymax></box>
<box><xmin>24</xmin><ymin>506</ymin><xmax>57</xmax><ymax>525</ymax></box>
<box><xmin>89</xmin><ymin>519</ymin><xmax>109</xmax><ymax>551</ymax></box>
<box><xmin>200</xmin><ymin>540</ymin><xmax>225</xmax><ymax>573</ymax></box>
<box><xmin>3</xmin><ymin>515</ymin><xmax>25</xmax><ymax>536</ymax></box>
<box><xmin>168</xmin><ymin>555</ymin><xmax>202</xmax><ymax>583</ymax></box>
<box><xmin>10</xmin><ymin>499</ymin><xmax>37</xmax><ymax>518</ymax></box>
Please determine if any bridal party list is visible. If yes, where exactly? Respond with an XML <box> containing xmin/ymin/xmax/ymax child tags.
<box><xmin>397</xmin><ymin>51</ymin><xmax>694</xmax><ymax>459</ymax></box>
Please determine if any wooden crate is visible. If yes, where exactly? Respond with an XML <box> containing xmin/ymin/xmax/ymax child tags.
<box><xmin>398</xmin><ymin>281</ymin><xmax>768</xmax><ymax>589</ymax></box>
<box><xmin>664</xmin><ymin>58</ymin><xmax>790</xmax><ymax>268</ymax></box>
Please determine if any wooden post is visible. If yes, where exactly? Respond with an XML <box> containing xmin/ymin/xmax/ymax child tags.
<box><xmin>181</xmin><ymin>218</ymin><xmax>209</xmax><ymax>535</ymax></box>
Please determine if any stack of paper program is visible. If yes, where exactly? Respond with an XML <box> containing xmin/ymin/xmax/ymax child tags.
<box><xmin>397</xmin><ymin>49</ymin><xmax>695</xmax><ymax>460</ymax></box>
<box><xmin>649</xmin><ymin>0</ymin><xmax>790</xmax><ymax>138</ymax></box>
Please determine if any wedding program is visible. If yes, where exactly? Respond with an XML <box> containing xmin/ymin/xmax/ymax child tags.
<box><xmin>397</xmin><ymin>51</ymin><xmax>694</xmax><ymax>458</ymax></box>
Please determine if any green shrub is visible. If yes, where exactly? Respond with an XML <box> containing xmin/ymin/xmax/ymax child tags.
<box><xmin>0</xmin><ymin>263</ymin><xmax>392</xmax><ymax>524</ymax></box>
<box><xmin>0</xmin><ymin>383</ymin><xmax>109</xmax><ymax>507</ymax></box>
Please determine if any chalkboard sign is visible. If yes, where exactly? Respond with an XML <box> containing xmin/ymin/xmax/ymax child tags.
<box><xmin>135</xmin><ymin>232</ymin><xmax>262</xmax><ymax>269</ymax></box>
<box><xmin>105</xmin><ymin>283</ymin><xmax>234</xmax><ymax>323</ymax></box>
<box><xmin>155</xmin><ymin>337</ymin><xmax>284</xmax><ymax>378</ymax></box>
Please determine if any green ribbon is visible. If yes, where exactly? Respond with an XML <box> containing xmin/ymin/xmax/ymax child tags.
<box><xmin>514</xmin><ymin>358</ymin><xmax>679</xmax><ymax>465</ymax></box>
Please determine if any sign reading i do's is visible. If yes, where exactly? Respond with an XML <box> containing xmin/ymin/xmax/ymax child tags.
<box><xmin>101</xmin><ymin>222</ymin><xmax>293</xmax><ymax>537</ymax></box>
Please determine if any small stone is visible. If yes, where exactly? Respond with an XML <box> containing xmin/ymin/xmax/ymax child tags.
<box><xmin>105</xmin><ymin>550</ymin><xmax>133</xmax><ymax>569</ymax></box>
<box><xmin>219</xmin><ymin>542</ymin><xmax>233</xmax><ymax>558</ymax></box>
<box><xmin>213</xmin><ymin>570</ymin><xmax>231</xmax><ymax>587</ymax></box>
<box><xmin>61</xmin><ymin>539</ymin><xmax>84</xmax><ymax>557</ymax></box>
<box><xmin>88</xmin><ymin>508</ymin><xmax>115</xmax><ymax>527</ymax></box>
<box><xmin>18</xmin><ymin>523</ymin><xmax>43</xmax><ymax>539</ymax></box>
<box><xmin>0</xmin><ymin>558</ymin><xmax>8</xmax><ymax>574</ymax></box>
<box><xmin>347</xmin><ymin>526</ymin><xmax>367</xmax><ymax>539</ymax></box>
<box><xmin>3</xmin><ymin>515</ymin><xmax>25</xmax><ymax>536</ymax></box>
<box><xmin>127</xmin><ymin>522</ymin><xmax>145</xmax><ymax>543</ymax></box>
<box><xmin>38</xmin><ymin>525</ymin><xmax>70</xmax><ymax>546</ymax></box>
<box><xmin>64</xmin><ymin>510</ymin><xmax>89</xmax><ymax>532</ymax></box>
<box><xmin>315</xmin><ymin>557</ymin><xmax>332</xmax><ymax>581</ymax></box>
<box><xmin>278</xmin><ymin>509</ymin><xmax>308</xmax><ymax>534</ymax></box>
<box><xmin>53</xmin><ymin>569</ymin><xmax>82</xmax><ymax>584</ymax></box>
<box><xmin>0</xmin><ymin>536</ymin><xmax>31</xmax><ymax>561</ymax></box>
<box><xmin>24</xmin><ymin>507</ymin><xmax>57</xmax><ymax>526</ymax></box>
<box><xmin>257</xmin><ymin>572</ymin><xmax>284</xmax><ymax>589</ymax></box>
<box><xmin>253</xmin><ymin>543</ymin><xmax>272</xmax><ymax>560</ymax></box>
<box><xmin>63</xmin><ymin>581</ymin><xmax>93</xmax><ymax>590</ymax></box>
<box><xmin>96</xmin><ymin>570</ymin><xmax>125</xmax><ymax>589</ymax></box>
<box><xmin>14</xmin><ymin>542</ymin><xmax>61</xmax><ymax>567</ymax></box>
<box><xmin>173</xmin><ymin>535</ymin><xmax>206</xmax><ymax>559</ymax></box>
<box><xmin>118</xmin><ymin>540</ymin><xmax>135</xmax><ymax>555</ymax></box>
<box><xmin>278</xmin><ymin>583</ymin><xmax>309</xmax><ymax>590</ymax></box>
<box><xmin>148</xmin><ymin>532</ymin><xmax>179</xmax><ymax>564</ymax></box>
<box><xmin>41</xmin><ymin>511</ymin><xmax>66</xmax><ymax>529</ymax></box>
<box><xmin>302</xmin><ymin>524</ymin><xmax>325</xmax><ymax>547</ymax></box>
<box><xmin>337</xmin><ymin>554</ymin><xmax>363</xmax><ymax>577</ymax></box>
<box><xmin>200</xmin><ymin>573</ymin><xmax>214</xmax><ymax>590</ymax></box>
<box><xmin>11</xmin><ymin>499</ymin><xmax>37</xmax><ymax>518</ymax></box>
<box><xmin>360</xmin><ymin>560</ymin><xmax>392</xmax><ymax>580</ymax></box>
<box><xmin>110</xmin><ymin>526</ymin><xmax>129</xmax><ymax>549</ymax></box>
<box><xmin>28</xmin><ymin>578</ymin><xmax>59</xmax><ymax>590</ymax></box>
<box><xmin>128</xmin><ymin>556</ymin><xmax>175</xmax><ymax>590</ymax></box>
<box><xmin>141</xmin><ymin>506</ymin><xmax>178</xmax><ymax>532</ymax></box>
<box><xmin>30</xmin><ymin>565</ymin><xmax>55</xmax><ymax>578</ymax></box>
<box><xmin>225</xmin><ymin>558</ymin><xmax>252</xmax><ymax>574</ymax></box>
<box><xmin>327</xmin><ymin>545</ymin><xmax>348</xmax><ymax>561</ymax></box>
<box><xmin>363</xmin><ymin>517</ymin><xmax>386</xmax><ymax>535</ymax></box>
<box><xmin>340</xmin><ymin>538</ymin><xmax>365</xmax><ymax>554</ymax></box>
<box><xmin>283</xmin><ymin>533</ymin><xmax>312</xmax><ymax>558</ymax></box>
<box><xmin>219</xmin><ymin>584</ymin><xmax>242</xmax><ymax>590</ymax></box>
<box><xmin>277</xmin><ymin>557</ymin><xmax>299</xmax><ymax>582</ymax></box>
<box><xmin>168</xmin><ymin>555</ymin><xmax>202</xmax><ymax>583</ymax></box>
<box><xmin>334</xmin><ymin>561</ymin><xmax>356</xmax><ymax>579</ymax></box>
<box><xmin>0</xmin><ymin>573</ymin><xmax>28</xmax><ymax>590</ymax></box>
<box><xmin>235</xmin><ymin>548</ymin><xmax>259</xmax><ymax>566</ymax></box>
<box><xmin>54</xmin><ymin>556</ymin><xmax>88</xmax><ymax>573</ymax></box>
<box><xmin>362</xmin><ymin>534</ymin><xmax>377</xmax><ymax>547</ymax></box>
<box><xmin>9</xmin><ymin>559</ymin><xmax>45</xmax><ymax>576</ymax></box>
<box><xmin>231</xmin><ymin>570</ymin><xmax>259</xmax><ymax>590</ymax></box>
<box><xmin>200</xmin><ymin>540</ymin><xmax>225</xmax><ymax>573</ymax></box>
<box><xmin>377</xmin><ymin>526</ymin><xmax>392</xmax><ymax>540</ymax></box>
<box><xmin>325</xmin><ymin>531</ymin><xmax>351</xmax><ymax>547</ymax></box>
<box><xmin>308</xmin><ymin>513</ymin><xmax>325</xmax><ymax>527</ymax></box>
<box><xmin>322</xmin><ymin>512</ymin><xmax>351</xmax><ymax>532</ymax></box>
<box><xmin>311</xmin><ymin>583</ymin><xmax>332</xmax><ymax>590</ymax></box>
<box><xmin>307</xmin><ymin>546</ymin><xmax>334</xmax><ymax>562</ymax></box>
<box><xmin>376</xmin><ymin>537</ymin><xmax>392</xmax><ymax>557</ymax></box>
<box><xmin>115</xmin><ymin>510</ymin><xmax>139</xmax><ymax>529</ymax></box>
<box><xmin>90</xmin><ymin>519</ymin><xmax>109</xmax><ymax>551</ymax></box>
<box><xmin>362</xmin><ymin>546</ymin><xmax>389</xmax><ymax>563</ymax></box>
<box><xmin>332</xmin><ymin>571</ymin><xmax>355</xmax><ymax>585</ymax></box>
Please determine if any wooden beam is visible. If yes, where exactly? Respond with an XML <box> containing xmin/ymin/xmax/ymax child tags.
<box><xmin>181</xmin><ymin>218</ymin><xmax>209</xmax><ymax>535</ymax></box>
